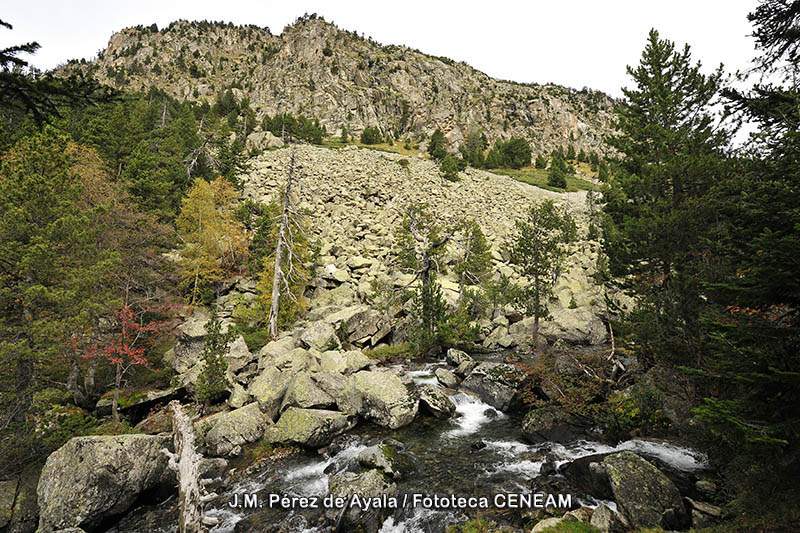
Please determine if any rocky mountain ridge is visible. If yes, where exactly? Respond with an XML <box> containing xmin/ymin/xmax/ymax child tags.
<box><xmin>60</xmin><ymin>15</ymin><xmax>616</xmax><ymax>154</ymax></box>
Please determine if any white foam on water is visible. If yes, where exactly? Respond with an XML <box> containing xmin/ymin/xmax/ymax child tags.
<box><xmin>208</xmin><ymin>507</ymin><xmax>244</xmax><ymax>533</ymax></box>
<box><xmin>552</xmin><ymin>439</ymin><xmax>707</xmax><ymax>471</ymax></box>
<box><xmin>406</xmin><ymin>370</ymin><xmax>439</xmax><ymax>386</ymax></box>
<box><xmin>615</xmin><ymin>439</ymin><xmax>708</xmax><ymax>471</ymax></box>
<box><xmin>483</xmin><ymin>440</ymin><xmax>535</xmax><ymax>457</ymax></box>
<box><xmin>379</xmin><ymin>507</ymin><xmax>454</xmax><ymax>533</ymax></box>
<box><xmin>445</xmin><ymin>392</ymin><xmax>504</xmax><ymax>438</ymax></box>
<box><xmin>283</xmin><ymin>443</ymin><xmax>367</xmax><ymax>496</ymax></box>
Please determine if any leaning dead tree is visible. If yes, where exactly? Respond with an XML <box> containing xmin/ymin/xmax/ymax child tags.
<box><xmin>163</xmin><ymin>401</ymin><xmax>218</xmax><ymax>533</ymax></box>
<box><xmin>268</xmin><ymin>147</ymin><xmax>305</xmax><ymax>338</ymax></box>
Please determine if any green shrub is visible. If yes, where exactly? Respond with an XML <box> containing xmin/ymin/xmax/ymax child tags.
<box><xmin>440</xmin><ymin>154</ymin><xmax>460</xmax><ymax>181</ymax></box>
<box><xmin>603</xmin><ymin>382</ymin><xmax>669</xmax><ymax>440</ymax></box>
<box><xmin>195</xmin><ymin>314</ymin><xmax>234</xmax><ymax>407</ymax></box>
<box><xmin>398</xmin><ymin>158</ymin><xmax>409</xmax><ymax>168</ymax></box>
<box><xmin>360</xmin><ymin>126</ymin><xmax>383</xmax><ymax>144</ymax></box>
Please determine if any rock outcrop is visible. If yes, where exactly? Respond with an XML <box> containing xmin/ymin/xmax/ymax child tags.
<box><xmin>62</xmin><ymin>17</ymin><xmax>615</xmax><ymax>156</ymax></box>
<box><xmin>460</xmin><ymin>362</ymin><xmax>524</xmax><ymax>410</ymax></box>
<box><xmin>521</xmin><ymin>406</ymin><xmax>586</xmax><ymax>443</ymax></box>
<box><xmin>417</xmin><ymin>385</ymin><xmax>456</xmax><ymax>419</ymax></box>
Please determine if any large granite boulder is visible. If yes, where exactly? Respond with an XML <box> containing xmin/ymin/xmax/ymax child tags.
<box><xmin>37</xmin><ymin>435</ymin><xmax>173</xmax><ymax>533</ymax></box>
<box><xmin>445</xmin><ymin>348</ymin><xmax>472</xmax><ymax>366</ymax></box>
<box><xmin>280</xmin><ymin>373</ymin><xmax>336</xmax><ymax>411</ymax></box>
<box><xmin>328</xmin><ymin>469</ymin><xmax>397</xmax><ymax>533</ymax></box>
<box><xmin>247</xmin><ymin>365</ymin><xmax>294</xmax><ymax>421</ymax></box>
<box><xmin>357</xmin><ymin>445</ymin><xmax>411</xmax><ymax>479</ymax></box>
<box><xmin>339</xmin><ymin>370</ymin><xmax>418</xmax><ymax>429</ymax></box>
<box><xmin>590</xmin><ymin>503</ymin><xmax>625</xmax><ymax>533</ymax></box>
<box><xmin>299</xmin><ymin>320</ymin><xmax>340</xmax><ymax>351</ymax></box>
<box><xmin>521</xmin><ymin>406</ymin><xmax>586</xmax><ymax>444</ymax></box>
<box><xmin>319</xmin><ymin>350</ymin><xmax>371</xmax><ymax>375</ymax></box>
<box><xmin>0</xmin><ymin>479</ymin><xmax>16</xmax><ymax>529</ymax></box>
<box><xmin>224</xmin><ymin>335</ymin><xmax>256</xmax><ymax>376</ymax></box>
<box><xmin>262</xmin><ymin>407</ymin><xmax>356</xmax><ymax>448</ymax></box>
<box><xmin>257</xmin><ymin>336</ymin><xmax>297</xmax><ymax>369</ymax></box>
<box><xmin>417</xmin><ymin>385</ymin><xmax>455</xmax><ymax>419</ymax></box>
<box><xmin>195</xmin><ymin>402</ymin><xmax>270</xmax><ymax>456</ymax></box>
<box><xmin>602</xmin><ymin>451</ymin><xmax>689</xmax><ymax>530</ymax></box>
<box><xmin>434</xmin><ymin>367</ymin><xmax>459</xmax><ymax>388</ymax></box>
<box><xmin>460</xmin><ymin>362</ymin><xmax>524</xmax><ymax>411</ymax></box>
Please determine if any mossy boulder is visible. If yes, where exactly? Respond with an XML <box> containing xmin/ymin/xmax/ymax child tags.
<box><xmin>280</xmin><ymin>373</ymin><xmax>336</xmax><ymax>411</ymax></box>
<box><xmin>338</xmin><ymin>370</ymin><xmax>418</xmax><ymax>429</ymax></box>
<box><xmin>446</xmin><ymin>348</ymin><xmax>472</xmax><ymax>366</ymax></box>
<box><xmin>194</xmin><ymin>402</ymin><xmax>270</xmax><ymax>456</ymax></box>
<box><xmin>37</xmin><ymin>435</ymin><xmax>173</xmax><ymax>533</ymax></box>
<box><xmin>0</xmin><ymin>479</ymin><xmax>17</xmax><ymax>528</ymax></box>
<box><xmin>418</xmin><ymin>385</ymin><xmax>456</xmax><ymax>419</ymax></box>
<box><xmin>328</xmin><ymin>469</ymin><xmax>396</xmax><ymax>533</ymax></box>
<box><xmin>601</xmin><ymin>451</ymin><xmax>688</xmax><ymax>530</ymax></box>
<box><xmin>262</xmin><ymin>407</ymin><xmax>356</xmax><ymax>448</ymax></box>
<box><xmin>434</xmin><ymin>367</ymin><xmax>459</xmax><ymax>388</ymax></box>
<box><xmin>247</xmin><ymin>365</ymin><xmax>293</xmax><ymax>420</ymax></box>
<box><xmin>357</xmin><ymin>444</ymin><xmax>413</xmax><ymax>478</ymax></box>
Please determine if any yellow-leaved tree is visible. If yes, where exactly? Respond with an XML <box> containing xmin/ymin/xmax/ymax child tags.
<box><xmin>176</xmin><ymin>177</ymin><xmax>247</xmax><ymax>304</ymax></box>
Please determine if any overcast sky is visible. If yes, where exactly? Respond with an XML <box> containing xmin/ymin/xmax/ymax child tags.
<box><xmin>3</xmin><ymin>1</ymin><xmax>758</xmax><ymax>98</ymax></box>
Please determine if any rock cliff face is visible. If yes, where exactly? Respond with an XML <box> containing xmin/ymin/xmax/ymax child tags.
<box><xmin>61</xmin><ymin>15</ymin><xmax>615</xmax><ymax>154</ymax></box>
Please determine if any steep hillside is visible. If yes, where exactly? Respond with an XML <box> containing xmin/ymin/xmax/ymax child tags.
<box><xmin>234</xmin><ymin>144</ymin><xmax>608</xmax><ymax>347</ymax></box>
<box><xmin>60</xmin><ymin>15</ymin><xmax>616</xmax><ymax>154</ymax></box>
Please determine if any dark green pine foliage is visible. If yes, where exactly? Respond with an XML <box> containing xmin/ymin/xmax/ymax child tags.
<box><xmin>603</xmin><ymin>29</ymin><xmax>729</xmax><ymax>294</ymax></box>
<box><xmin>264</xmin><ymin>112</ymin><xmax>326</xmax><ymax>144</ymax></box>
<box><xmin>485</xmin><ymin>137</ymin><xmax>531</xmax><ymax>169</ymax></box>
<box><xmin>427</xmin><ymin>128</ymin><xmax>447</xmax><ymax>160</ymax></box>
<box><xmin>508</xmin><ymin>200</ymin><xmax>576</xmax><ymax>340</ymax></box>
<box><xmin>688</xmin><ymin>1</ymin><xmax>800</xmax><ymax>508</ymax></box>
<box><xmin>547</xmin><ymin>152</ymin><xmax>568</xmax><ymax>188</ymax></box>
<box><xmin>439</xmin><ymin>154</ymin><xmax>460</xmax><ymax>181</ymax></box>
<box><xmin>61</xmin><ymin>88</ymin><xmax>249</xmax><ymax>220</ymax></box>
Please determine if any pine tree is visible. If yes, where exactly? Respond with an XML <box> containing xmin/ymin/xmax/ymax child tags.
<box><xmin>603</xmin><ymin>29</ymin><xmax>729</xmax><ymax>292</ymax></box>
<box><xmin>0</xmin><ymin>129</ymin><xmax>118</xmax><ymax>463</ymax></box>
<box><xmin>547</xmin><ymin>152</ymin><xmax>568</xmax><ymax>188</ymax></box>
<box><xmin>427</xmin><ymin>128</ymin><xmax>447</xmax><ymax>160</ymax></box>
<box><xmin>508</xmin><ymin>200</ymin><xmax>577</xmax><ymax>340</ymax></box>
<box><xmin>453</xmin><ymin>219</ymin><xmax>493</xmax><ymax>307</ymax></box>
<box><xmin>685</xmin><ymin>2</ymin><xmax>800</xmax><ymax>508</ymax></box>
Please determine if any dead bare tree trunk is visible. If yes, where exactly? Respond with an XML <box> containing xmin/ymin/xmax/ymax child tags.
<box><xmin>112</xmin><ymin>362</ymin><xmax>122</xmax><ymax>425</ymax></box>
<box><xmin>163</xmin><ymin>401</ymin><xmax>218</xmax><ymax>533</ymax></box>
<box><xmin>268</xmin><ymin>148</ymin><xmax>298</xmax><ymax>338</ymax></box>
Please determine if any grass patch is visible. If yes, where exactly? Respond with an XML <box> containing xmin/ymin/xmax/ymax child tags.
<box><xmin>491</xmin><ymin>166</ymin><xmax>595</xmax><ymax>192</ymax></box>
<box><xmin>322</xmin><ymin>138</ymin><xmax>424</xmax><ymax>157</ymax></box>
<box><xmin>365</xmin><ymin>342</ymin><xmax>415</xmax><ymax>362</ymax></box>
<box><xmin>536</xmin><ymin>521</ymin><xmax>600</xmax><ymax>533</ymax></box>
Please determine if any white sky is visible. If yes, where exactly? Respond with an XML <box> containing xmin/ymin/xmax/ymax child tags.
<box><xmin>3</xmin><ymin>1</ymin><xmax>758</xmax><ymax>98</ymax></box>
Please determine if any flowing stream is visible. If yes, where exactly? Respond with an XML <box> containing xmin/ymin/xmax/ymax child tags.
<box><xmin>110</xmin><ymin>359</ymin><xmax>708</xmax><ymax>533</ymax></box>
